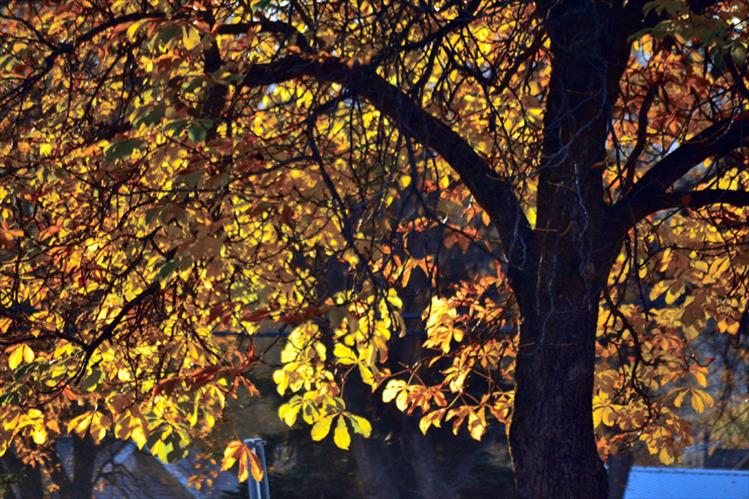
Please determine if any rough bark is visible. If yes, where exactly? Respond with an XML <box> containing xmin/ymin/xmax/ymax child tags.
<box><xmin>508</xmin><ymin>2</ymin><xmax>629</xmax><ymax>497</ymax></box>
<box><xmin>511</xmin><ymin>305</ymin><xmax>607</xmax><ymax>499</ymax></box>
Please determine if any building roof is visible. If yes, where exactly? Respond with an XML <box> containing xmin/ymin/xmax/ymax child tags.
<box><xmin>706</xmin><ymin>449</ymin><xmax>749</xmax><ymax>470</ymax></box>
<box><xmin>624</xmin><ymin>467</ymin><xmax>749</xmax><ymax>499</ymax></box>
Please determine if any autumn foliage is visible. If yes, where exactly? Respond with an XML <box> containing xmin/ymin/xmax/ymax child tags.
<box><xmin>0</xmin><ymin>0</ymin><xmax>747</xmax><ymax>496</ymax></box>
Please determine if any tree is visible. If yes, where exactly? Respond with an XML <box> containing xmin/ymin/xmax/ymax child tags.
<box><xmin>0</xmin><ymin>435</ymin><xmax>145</xmax><ymax>499</ymax></box>
<box><xmin>0</xmin><ymin>0</ymin><xmax>747</xmax><ymax>497</ymax></box>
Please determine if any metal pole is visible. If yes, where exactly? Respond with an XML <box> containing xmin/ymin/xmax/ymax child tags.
<box><xmin>244</xmin><ymin>437</ymin><xmax>271</xmax><ymax>499</ymax></box>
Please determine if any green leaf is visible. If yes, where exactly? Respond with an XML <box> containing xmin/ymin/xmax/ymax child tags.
<box><xmin>165</xmin><ymin>430</ymin><xmax>191</xmax><ymax>461</ymax></box>
<box><xmin>253</xmin><ymin>0</ymin><xmax>273</xmax><ymax>11</ymax></box>
<box><xmin>13</xmin><ymin>361</ymin><xmax>39</xmax><ymax>380</ymax></box>
<box><xmin>731</xmin><ymin>43</ymin><xmax>747</xmax><ymax>65</ymax></box>
<box><xmin>174</xmin><ymin>170</ymin><xmax>203</xmax><ymax>189</ymax></box>
<box><xmin>0</xmin><ymin>392</ymin><xmax>21</xmax><ymax>405</ymax></box>
<box><xmin>127</xmin><ymin>18</ymin><xmax>153</xmax><ymax>42</ymax></box>
<box><xmin>187</xmin><ymin>122</ymin><xmax>207</xmax><ymax>143</ymax></box>
<box><xmin>163</xmin><ymin>119</ymin><xmax>190</xmax><ymax>137</ymax></box>
<box><xmin>133</xmin><ymin>106</ymin><xmax>165</xmax><ymax>128</ymax></box>
<box><xmin>145</xmin><ymin>207</ymin><xmax>160</xmax><ymax>226</ymax></box>
<box><xmin>104</xmin><ymin>139</ymin><xmax>145</xmax><ymax>162</ymax></box>
<box><xmin>181</xmin><ymin>76</ymin><xmax>208</xmax><ymax>94</ymax></box>
<box><xmin>159</xmin><ymin>260</ymin><xmax>177</xmax><ymax>280</ymax></box>
<box><xmin>80</xmin><ymin>367</ymin><xmax>105</xmax><ymax>392</ymax></box>
<box><xmin>152</xmin><ymin>24</ymin><xmax>181</xmax><ymax>51</ymax></box>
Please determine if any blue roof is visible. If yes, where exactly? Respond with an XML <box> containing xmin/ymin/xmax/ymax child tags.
<box><xmin>624</xmin><ymin>467</ymin><xmax>749</xmax><ymax>499</ymax></box>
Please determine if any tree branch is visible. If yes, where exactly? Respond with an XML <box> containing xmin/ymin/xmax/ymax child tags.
<box><xmin>240</xmin><ymin>56</ymin><xmax>535</xmax><ymax>286</ymax></box>
<box><xmin>0</xmin><ymin>11</ymin><xmax>168</xmax><ymax>107</ymax></box>
<box><xmin>2</xmin><ymin>8</ymin><xmax>535</xmax><ymax>291</ymax></box>
<box><xmin>609</xmin><ymin>114</ymin><xmax>749</xmax><ymax>231</ymax></box>
<box><xmin>627</xmin><ymin>188</ymin><xmax>749</xmax><ymax>218</ymax></box>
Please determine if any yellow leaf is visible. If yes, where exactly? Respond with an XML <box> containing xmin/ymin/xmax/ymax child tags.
<box><xmin>526</xmin><ymin>206</ymin><xmax>537</xmax><ymax>227</ymax></box>
<box><xmin>132</xmin><ymin>427</ymin><xmax>147</xmax><ymax>449</ymax></box>
<box><xmin>467</xmin><ymin>411</ymin><xmax>486</xmax><ymax>441</ymax></box>
<box><xmin>419</xmin><ymin>415</ymin><xmax>432</xmax><ymax>435</ymax></box>
<box><xmin>8</xmin><ymin>345</ymin><xmax>33</xmax><ymax>370</ymax></box>
<box><xmin>396</xmin><ymin>391</ymin><xmax>408</xmax><ymax>412</ymax></box>
<box><xmin>684</xmin><ymin>324</ymin><xmax>700</xmax><ymax>341</ymax></box>
<box><xmin>358</xmin><ymin>365</ymin><xmax>374</xmax><ymax>386</ymax></box>
<box><xmin>386</xmin><ymin>289</ymin><xmax>403</xmax><ymax>309</ymax></box>
<box><xmin>8</xmin><ymin>347</ymin><xmax>23</xmax><ymax>370</ymax></box>
<box><xmin>273</xmin><ymin>369</ymin><xmax>289</xmax><ymax>395</ymax></box>
<box><xmin>89</xmin><ymin>412</ymin><xmax>111</xmax><ymax>444</ymax></box>
<box><xmin>67</xmin><ymin>411</ymin><xmax>109</xmax><ymax>443</ymax></box>
<box><xmin>310</xmin><ymin>415</ymin><xmax>334</xmax><ymax>441</ymax></box>
<box><xmin>313</xmin><ymin>342</ymin><xmax>327</xmax><ymax>360</ymax></box>
<box><xmin>593</xmin><ymin>408</ymin><xmax>603</xmax><ymax>429</ymax></box>
<box><xmin>127</xmin><ymin>18</ymin><xmax>152</xmax><ymax>42</ymax></box>
<box><xmin>67</xmin><ymin>412</ymin><xmax>92</xmax><ymax>437</ymax></box>
<box><xmin>673</xmin><ymin>389</ymin><xmax>687</xmax><ymax>408</ymax></box>
<box><xmin>32</xmin><ymin>427</ymin><xmax>47</xmax><ymax>445</ymax></box>
<box><xmin>333</xmin><ymin>416</ymin><xmax>351</xmax><ymax>450</ymax></box>
<box><xmin>665</xmin><ymin>283</ymin><xmax>683</xmax><ymax>305</ymax></box>
<box><xmin>221</xmin><ymin>440</ymin><xmax>243</xmax><ymax>471</ymax></box>
<box><xmin>691</xmin><ymin>395</ymin><xmax>704</xmax><ymax>413</ymax></box>
<box><xmin>658</xmin><ymin>447</ymin><xmax>675</xmax><ymax>465</ymax></box>
<box><xmin>47</xmin><ymin>419</ymin><xmax>61</xmax><ymax>434</ymax></box>
<box><xmin>382</xmin><ymin>379</ymin><xmax>405</xmax><ymax>403</ymax></box>
<box><xmin>649</xmin><ymin>280</ymin><xmax>671</xmax><ymax>302</ymax></box>
<box><xmin>347</xmin><ymin>414</ymin><xmax>371</xmax><ymax>438</ymax></box>
<box><xmin>182</xmin><ymin>25</ymin><xmax>201</xmax><ymax>50</ymax></box>
<box><xmin>221</xmin><ymin>441</ymin><xmax>263</xmax><ymax>483</ymax></box>
<box><xmin>22</xmin><ymin>345</ymin><xmax>34</xmax><ymax>364</ymax></box>
<box><xmin>333</xmin><ymin>344</ymin><xmax>358</xmax><ymax>365</ymax></box>
<box><xmin>278</xmin><ymin>399</ymin><xmax>301</xmax><ymax>427</ymax></box>
<box><xmin>690</xmin><ymin>389</ymin><xmax>713</xmax><ymax>414</ymax></box>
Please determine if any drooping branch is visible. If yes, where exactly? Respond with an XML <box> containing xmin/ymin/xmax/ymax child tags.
<box><xmin>240</xmin><ymin>55</ymin><xmax>536</xmax><ymax>290</ymax></box>
<box><xmin>609</xmin><ymin>114</ymin><xmax>749</xmax><ymax>232</ymax></box>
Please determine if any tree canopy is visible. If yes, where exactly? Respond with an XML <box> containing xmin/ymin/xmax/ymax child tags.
<box><xmin>0</xmin><ymin>0</ymin><xmax>747</xmax><ymax>496</ymax></box>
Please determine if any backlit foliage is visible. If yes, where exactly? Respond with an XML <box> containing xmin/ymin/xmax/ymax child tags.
<box><xmin>0</xmin><ymin>0</ymin><xmax>747</xmax><ymax>483</ymax></box>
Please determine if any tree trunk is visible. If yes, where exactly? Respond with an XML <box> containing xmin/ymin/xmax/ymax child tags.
<box><xmin>506</xmin><ymin>2</ymin><xmax>630</xmax><ymax>497</ymax></box>
<box><xmin>352</xmin><ymin>437</ymin><xmax>403</xmax><ymax>499</ymax></box>
<box><xmin>56</xmin><ymin>435</ymin><xmax>97</xmax><ymax>499</ymax></box>
<box><xmin>0</xmin><ymin>450</ymin><xmax>44</xmax><ymax>499</ymax></box>
<box><xmin>607</xmin><ymin>450</ymin><xmax>634</xmax><ymax>499</ymax></box>
<box><xmin>510</xmin><ymin>300</ymin><xmax>607</xmax><ymax>498</ymax></box>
